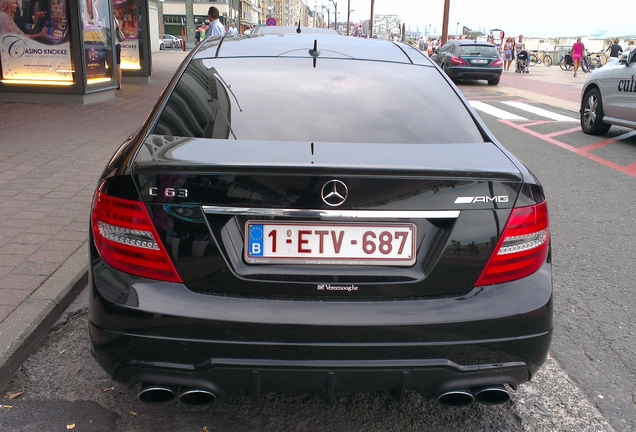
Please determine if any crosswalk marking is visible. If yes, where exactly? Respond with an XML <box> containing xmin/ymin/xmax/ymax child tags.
<box><xmin>502</xmin><ymin>101</ymin><xmax>578</xmax><ymax>122</ymax></box>
<box><xmin>469</xmin><ymin>101</ymin><xmax>527</xmax><ymax>120</ymax></box>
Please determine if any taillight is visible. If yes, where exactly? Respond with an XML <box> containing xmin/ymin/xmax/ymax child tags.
<box><xmin>492</xmin><ymin>59</ymin><xmax>503</xmax><ymax>67</ymax></box>
<box><xmin>475</xmin><ymin>201</ymin><xmax>549</xmax><ymax>287</ymax></box>
<box><xmin>91</xmin><ymin>190</ymin><xmax>182</xmax><ymax>283</ymax></box>
<box><xmin>451</xmin><ymin>56</ymin><xmax>467</xmax><ymax>66</ymax></box>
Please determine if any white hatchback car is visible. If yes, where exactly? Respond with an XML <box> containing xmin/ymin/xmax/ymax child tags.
<box><xmin>581</xmin><ymin>49</ymin><xmax>636</xmax><ymax>134</ymax></box>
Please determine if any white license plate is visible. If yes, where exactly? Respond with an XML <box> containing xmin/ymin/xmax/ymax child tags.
<box><xmin>245</xmin><ymin>222</ymin><xmax>416</xmax><ymax>266</ymax></box>
<box><xmin>472</xmin><ymin>59</ymin><xmax>488</xmax><ymax>64</ymax></box>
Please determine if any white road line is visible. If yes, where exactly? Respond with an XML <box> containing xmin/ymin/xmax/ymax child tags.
<box><xmin>469</xmin><ymin>101</ymin><xmax>528</xmax><ymax>120</ymax></box>
<box><xmin>502</xmin><ymin>101</ymin><xmax>578</xmax><ymax>121</ymax></box>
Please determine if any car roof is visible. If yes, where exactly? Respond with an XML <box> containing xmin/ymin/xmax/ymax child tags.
<box><xmin>251</xmin><ymin>26</ymin><xmax>341</xmax><ymax>35</ymax></box>
<box><xmin>193</xmin><ymin>33</ymin><xmax>435</xmax><ymax>66</ymax></box>
<box><xmin>448</xmin><ymin>39</ymin><xmax>492</xmax><ymax>47</ymax></box>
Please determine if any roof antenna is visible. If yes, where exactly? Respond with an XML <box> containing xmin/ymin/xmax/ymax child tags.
<box><xmin>308</xmin><ymin>39</ymin><xmax>320</xmax><ymax>68</ymax></box>
<box><xmin>297</xmin><ymin>4</ymin><xmax>302</xmax><ymax>33</ymax></box>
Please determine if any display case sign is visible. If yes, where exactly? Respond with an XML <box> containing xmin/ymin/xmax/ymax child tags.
<box><xmin>0</xmin><ymin>0</ymin><xmax>74</xmax><ymax>82</ymax></box>
<box><xmin>113</xmin><ymin>0</ymin><xmax>140</xmax><ymax>70</ymax></box>
<box><xmin>81</xmin><ymin>0</ymin><xmax>110</xmax><ymax>81</ymax></box>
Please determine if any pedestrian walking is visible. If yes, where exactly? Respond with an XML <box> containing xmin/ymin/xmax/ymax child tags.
<box><xmin>113</xmin><ymin>15</ymin><xmax>123</xmax><ymax>89</ymax></box>
<box><xmin>195</xmin><ymin>26</ymin><xmax>201</xmax><ymax>44</ymax></box>
<box><xmin>571</xmin><ymin>37</ymin><xmax>585</xmax><ymax>77</ymax></box>
<box><xmin>502</xmin><ymin>37</ymin><xmax>514</xmax><ymax>71</ymax></box>
<box><xmin>606</xmin><ymin>38</ymin><xmax>623</xmax><ymax>62</ymax></box>
<box><xmin>228</xmin><ymin>22</ymin><xmax>238</xmax><ymax>36</ymax></box>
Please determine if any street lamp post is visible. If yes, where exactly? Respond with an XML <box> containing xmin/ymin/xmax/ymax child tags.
<box><xmin>329</xmin><ymin>0</ymin><xmax>338</xmax><ymax>31</ymax></box>
<box><xmin>346</xmin><ymin>0</ymin><xmax>350</xmax><ymax>36</ymax></box>
<box><xmin>369</xmin><ymin>0</ymin><xmax>375</xmax><ymax>39</ymax></box>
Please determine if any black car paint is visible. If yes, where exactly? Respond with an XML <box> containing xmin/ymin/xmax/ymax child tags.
<box><xmin>89</xmin><ymin>33</ymin><xmax>551</xmax><ymax>403</ymax></box>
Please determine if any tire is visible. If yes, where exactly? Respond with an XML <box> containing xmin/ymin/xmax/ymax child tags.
<box><xmin>581</xmin><ymin>88</ymin><xmax>611</xmax><ymax>135</ymax></box>
<box><xmin>559</xmin><ymin>57</ymin><xmax>568</xmax><ymax>71</ymax></box>
<box><xmin>487</xmin><ymin>77</ymin><xmax>500</xmax><ymax>85</ymax></box>
<box><xmin>529</xmin><ymin>53</ymin><xmax>538</xmax><ymax>67</ymax></box>
<box><xmin>543</xmin><ymin>55</ymin><xmax>552</xmax><ymax>67</ymax></box>
<box><xmin>580</xmin><ymin>60</ymin><xmax>589</xmax><ymax>73</ymax></box>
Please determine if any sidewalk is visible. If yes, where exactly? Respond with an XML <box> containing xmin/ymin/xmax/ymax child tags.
<box><xmin>0</xmin><ymin>49</ymin><xmax>189</xmax><ymax>391</ymax></box>
<box><xmin>0</xmin><ymin>48</ymin><xmax>588</xmax><ymax>393</ymax></box>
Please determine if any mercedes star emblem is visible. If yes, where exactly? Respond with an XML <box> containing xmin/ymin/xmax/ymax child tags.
<box><xmin>321</xmin><ymin>179</ymin><xmax>348</xmax><ymax>207</ymax></box>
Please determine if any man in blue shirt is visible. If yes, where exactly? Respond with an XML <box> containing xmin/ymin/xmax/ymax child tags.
<box><xmin>203</xmin><ymin>6</ymin><xmax>226</xmax><ymax>37</ymax></box>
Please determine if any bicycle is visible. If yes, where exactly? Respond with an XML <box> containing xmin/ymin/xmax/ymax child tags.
<box><xmin>558</xmin><ymin>54</ymin><xmax>573</xmax><ymax>71</ymax></box>
<box><xmin>529</xmin><ymin>50</ymin><xmax>553</xmax><ymax>67</ymax></box>
<box><xmin>587</xmin><ymin>52</ymin><xmax>605</xmax><ymax>69</ymax></box>
<box><xmin>580</xmin><ymin>56</ymin><xmax>591</xmax><ymax>73</ymax></box>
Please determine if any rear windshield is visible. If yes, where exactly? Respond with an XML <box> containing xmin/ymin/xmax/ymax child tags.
<box><xmin>458</xmin><ymin>45</ymin><xmax>499</xmax><ymax>57</ymax></box>
<box><xmin>153</xmin><ymin>58</ymin><xmax>484</xmax><ymax>144</ymax></box>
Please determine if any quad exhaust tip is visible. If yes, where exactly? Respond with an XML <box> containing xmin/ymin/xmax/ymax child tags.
<box><xmin>177</xmin><ymin>388</ymin><xmax>218</xmax><ymax>406</ymax></box>
<box><xmin>137</xmin><ymin>384</ymin><xmax>177</xmax><ymax>404</ymax></box>
<box><xmin>137</xmin><ymin>384</ymin><xmax>219</xmax><ymax>406</ymax></box>
<box><xmin>436</xmin><ymin>385</ymin><xmax>510</xmax><ymax>407</ymax></box>
<box><xmin>472</xmin><ymin>385</ymin><xmax>511</xmax><ymax>405</ymax></box>
<box><xmin>436</xmin><ymin>388</ymin><xmax>475</xmax><ymax>407</ymax></box>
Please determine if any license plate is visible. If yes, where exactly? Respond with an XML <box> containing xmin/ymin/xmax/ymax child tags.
<box><xmin>245</xmin><ymin>222</ymin><xmax>416</xmax><ymax>266</ymax></box>
<box><xmin>472</xmin><ymin>59</ymin><xmax>488</xmax><ymax>64</ymax></box>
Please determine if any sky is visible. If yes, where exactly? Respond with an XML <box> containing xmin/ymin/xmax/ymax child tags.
<box><xmin>329</xmin><ymin>0</ymin><xmax>634</xmax><ymax>38</ymax></box>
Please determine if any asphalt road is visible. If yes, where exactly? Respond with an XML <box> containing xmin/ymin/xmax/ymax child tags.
<box><xmin>1</xmin><ymin>81</ymin><xmax>629</xmax><ymax>430</ymax></box>
<box><xmin>461</xmin><ymin>81</ymin><xmax>636</xmax><ymax>431</ymax></box>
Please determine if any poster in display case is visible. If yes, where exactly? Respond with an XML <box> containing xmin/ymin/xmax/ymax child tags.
<box><xmin>0</xmin><ymin>0</ymin><xmax>74</xmax><ymax>83</ymax></box>
<box><xmin>113</xmin><ymin>0</ymin><xmax>140</xmax><ymax>70</ymax></box>
<box><xmin>80</xmin><ymin>0</ymin><xmax>111</xmax><ymax>82</ymax></box>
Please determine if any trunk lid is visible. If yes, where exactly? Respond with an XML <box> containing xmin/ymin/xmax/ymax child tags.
<box><xmin>133</xmin><ymin>137</ymin><xmax>523</xmax><ymax>299</ymax></box>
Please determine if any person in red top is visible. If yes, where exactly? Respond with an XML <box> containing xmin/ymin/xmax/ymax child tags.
<box><xmin>571</xmin><ymin>37</ymin><xmax>585</xmax><ymax>77</ymax></box>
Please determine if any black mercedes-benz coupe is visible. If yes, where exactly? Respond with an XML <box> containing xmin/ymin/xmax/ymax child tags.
<box><xmin>89</xmin><ymin>30</ymin><xmax>552</xmax><ymax>408</ymax></box>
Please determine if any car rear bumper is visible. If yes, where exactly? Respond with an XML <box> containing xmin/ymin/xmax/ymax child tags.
<box><xmin>89</xmin><ymin>262</ymin><xmax>552</xmax><ymax>400</ymax></box>
<box><xmin>445</xmin><ymin>67</ymin><xmax>502</xmax><ymax>80</ymax></box>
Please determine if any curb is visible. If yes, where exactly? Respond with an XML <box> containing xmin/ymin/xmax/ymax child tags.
<box><xmin>0</xmin><ymin>243</ymin><xmax>88</xmax><ymax>392</ymax></box>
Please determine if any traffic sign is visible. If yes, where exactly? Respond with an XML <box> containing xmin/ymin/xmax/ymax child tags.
<box><xmin>266</xmin><ymin>17</ymin><xmax>276</xmax><ymax>26</ymax></box>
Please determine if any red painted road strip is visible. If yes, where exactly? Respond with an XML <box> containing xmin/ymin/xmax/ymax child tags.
<box><xmin>501</xmin><ymin>119</ymin><xmax>636</xmax><ymax>178</ymax></box>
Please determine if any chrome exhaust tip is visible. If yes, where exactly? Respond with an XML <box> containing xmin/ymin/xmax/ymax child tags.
<box><xmin>436</xmin><ymin>388</ymin><xmax>475</xmax><ymax>407</ymax></box>
<box><xmin>137</xmin><ymin>383</ymin><xmax>177</xmax><ymax>404</ymax></box>
<box><xmin>472</xmin><ymin>385</ymin><xmax>511</xmax><ymax>405</ymax></box>
<box><xmin>177</xmin><ymin>388</ymin><xmax>218</xmax><ymax>406</ymax></box>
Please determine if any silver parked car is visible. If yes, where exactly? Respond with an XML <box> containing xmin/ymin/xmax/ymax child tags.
<box><xmin>581</xmin><ymin>49</ymin><xmax>636</xmax><ymax>134</ymax></box>
<box><xmin>161</xmin><ymin>34</ymin><xmax>182</xmax><ymax>49</ymax></box>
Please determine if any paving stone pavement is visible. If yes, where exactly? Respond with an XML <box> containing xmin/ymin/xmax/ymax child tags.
<box><xmin>0</xmin><ymin>49</ymin><xmax>190</xmax><ymax>391</ymax></box>
<box><xmin>0</xmin><ymin>47</ymin><xmax>587</xmax><ymax>393</ymax></box>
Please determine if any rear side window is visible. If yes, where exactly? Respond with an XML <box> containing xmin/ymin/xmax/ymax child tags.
<box><xmin>458</xmin><ymin>45</ymin><xmax>499</xmax><ymax>57</ymax></box>
<box><xmin>154</xmin><ymin>58</ymin><xmax>484</xmax><ymax>144</ymax></box>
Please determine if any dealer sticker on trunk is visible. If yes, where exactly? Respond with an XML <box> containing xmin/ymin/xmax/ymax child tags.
<box><xmin>245</xmin><ymin>222</ymin><xmax>416</xmax><ymax>266</ymax></box>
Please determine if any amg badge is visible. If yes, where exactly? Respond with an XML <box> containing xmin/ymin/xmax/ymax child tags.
<box><xmin>454</xmin><ymin>196</ymin><xmax>509</xmax><ymax>204</ymax></box>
